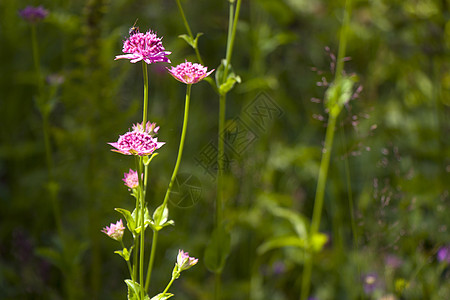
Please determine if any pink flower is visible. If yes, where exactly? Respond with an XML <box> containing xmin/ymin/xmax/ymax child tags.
<box><xmin>176</xmin><ymin>249</ymin><xmax>198</xmax><ymax>271</ymax></box>
<box><xmin>132</xmin><ymin>121</ymin><xmax>159</xmax><ymax>136</ymax></box>
<box><xmin>19</xmin><ymin>6</ymin><xmax>48</xmax><ymax>23</ymax></box>
<box><xmin>167</xmin><ymin>60</ymin><xmax>214</xmax><ymax>84</ymax></box>
<box><xmin>122</xmin><ymin>169</ymin><xmax>139</xmax><ymax>189</ymax></box>
<box><xmin>109</xmin><ymin>122</ymin><xmax>165</xmax><ymax>156</ymax></box>
<box><xmin>102</xmin><ymin>219</ymin><xmax>125</xmax><ymax>241</ymax></box>
<box><xmin>115</xmin><ymin>30</ymin><xmax>171</xmax><ymax>64</ymax></box>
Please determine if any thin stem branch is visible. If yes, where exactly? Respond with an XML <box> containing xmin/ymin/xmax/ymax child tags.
<box><xmin>161</xmin><ymin>272</ymin><xmax>178</xmax><ymax>296</ymax></box>
<box><xmin>139</xmin><ymin>156</ymin><xmax>145</xmax><ymax>299</ymax></box>
<box><xmin>300</xmin><ymin>1</ymin><xmax>353</xmax><ymax>298</ymax></box>
<box><xmin>144</xmin><ymin>230</ymin><xmax>158</xmax><ymax>292</ymax></box>
<box><xmin>161</xmin><ymin>84</ymin><xmax>192</xmax><ymax>209</ymax></box>
<box><xmin>121</xmin><ymin>240</ymin><xmax>134</xmax><ymax>281</ymax></box>
<box><xmin>175</xmin><ymin>0</ymin><xmax>204</xmax><ymax>65</ymax></box>
<box><xmin>142</xmin><ymin>62</ymin><xmax>149</xmax><ymax>126</ymax></box>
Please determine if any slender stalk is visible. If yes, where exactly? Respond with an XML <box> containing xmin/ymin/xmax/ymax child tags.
<box><xmin>335</xmin><ymin>0</ymin><xmax>352</xmax><ymax>81</ymax></box>
<box><xmin>142</xmin><ymin>62</ymin><xmax>149</xmax><ymax>126</ymax></box>
<box><xmin>31</xmin><ymin>22</ymin><xmax>63</xmax><ymax>239</ymax></box>
<box><xmin>214</xmin><ymin>2</ymin><xmax>242</xmax><ymax>299</ymax></box>
<box><xmin>31</xmin><ymin>24</ymin><xmax>44</xmax><ymax>96</ymax></box>
<box><xmin>161</xmin><ymin>84</ymin><xmax>192</xmax><ymax>208</ymax></box>
<box><xmin>139</xmin><ymin>159</ymin><xmax>146</xmax><ymax>299</ymax></box>
<box><xmin>223</xmin><ymin>0</ymin><xmax>241</xmax><ymax>80</ymax></box>
<box><xmin>301</xmin><ymin>114</ymin><xmax>338</xmax><ymax>300</ymax></box>
<box><xmin>120</xmin><ymin>240</ymin><xmax>134</xmax><ymax>280</ymax></box>
<box><xmin>161</xmin><ymin>272</ymin><xmax>178</xmax><ymax>296</ymax></box>
<box><xmin>144</xmin><ymin>230</ymin><xmax>158</xmax><ymax>291</ymax></box>
<box><xmin>175</xmin><ymin>0</ymin><xmax>204</xmax><ymax>66</ymax></box>
<box><xmin>300</xmin><ymin>1</ymin><xmax>352</xmax><ymax>298</ymax></box>
<box><xmin>147</xmin><ymin>84</ymin><xmax>191</xmax><ymax>292</ymax></box>
<box><xmin>339</xmin><ymin>129</ymin><xmax>358</xmax><ymax>248</ymax></box>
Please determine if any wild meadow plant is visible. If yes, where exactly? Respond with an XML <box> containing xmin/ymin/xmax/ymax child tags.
<box><xmin>174</xmin><ymin>1</ymin><xmax>242</xmax><ymax>298</ymax></box>
<box><xmin>20</xmin><ymin>5</ymin><xmax>88</xmax><ymax>300</ymax></box>
<box><xmin>104</xmin><ymin>27</ymin><xmax>212</xmax><ymax>299</ymax></box>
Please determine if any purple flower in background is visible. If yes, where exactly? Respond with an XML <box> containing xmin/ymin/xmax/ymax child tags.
<box><xmin>109</xmin><ymin>122</ymin><xmax>165</xmax><ymax>156</ymax></box>
<box><xmin>167</xmin><ymin>60</ymin><xmax>214</xmax><ymax>84</ymax></box>
<box><xmin>272</xmin><ymin>261</ymin><xmax>286</xmax><ymax>275</ymax></box>
<box><xmin>19</xmin><ymin>6</ymin><xmax>48</xmax><ymax>23</ymax></box>
<box><xmin>102</xmin><ymin>219</ymin><xmax>125</xmax><ymax>241</ymax></box>
<box><xmin>122</xmin><ymin>169</ymin><xmax>139</xmax><ymax>189</ymax></box>
<box><xmin>437</xmin><ymin>245</ymin><xmax>450</xmax><ymax>263</ymax></box>
<box><xmin>176</xmin><ymin>250</ymin><xmax>198</xmax><ymax>271</ymax></box>
<box><xmin>115</xmin><ymin>30</ymin><xmax>171</xmax><ymax>64</ymax></box>
<box><xmin>385</xmin><ymin>254</ymin><xmax>403</xmax><ymax>269</ymax></box>
<box><xmin>362</xmin><ymin>272</ymin><xmax>379</xmax><ymax>295</ymax></box>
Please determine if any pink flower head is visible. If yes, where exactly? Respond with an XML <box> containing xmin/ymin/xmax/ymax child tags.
<box><xmin>115</xmin><ymin>30</ymin><xmax>171</xmax><ymax>64</ymax></box>
<box><xmin>122</xmin><ymin>169</ymin><xmax>139</xmax><ymax>189</ymax></box>
<box><xmin>102</xmin><ymin>219</ymin><xmax>125</xmax><ymax>241</ymax></box>
<box><xmin>176</xmin><ymin>249</ymin><xmax>198</xmax><ymax>271</ymax></box>
<box><xmin>109</xmin><ymin>122</ymin><xmax>165</xmax><ymax>156</ymax></box>
<box><xmin>19</xmin><ymin>5</ymin><xmax>49</xmax><ymax>23</ymax></box>
<box><xmin>132</xmin><ymin>121</ymin><xmax>159</xmax><ymax>136</ymax></box>
<box><xmin>167</xmin><ymin>60</ymin><xmax>214</xmax><ymax>84</ymax></box>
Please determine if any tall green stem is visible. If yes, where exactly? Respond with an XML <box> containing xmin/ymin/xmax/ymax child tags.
<box><xmin>139</xmin><ymin>157</ymin><xmax>145</xmax><ymax>299</ymax></box>
<box><xmin>146</xmin><ymin>84</ymin><xmax>191</xmax><ymax>292</ymax></box>
<box><xmin>142</xmin><ymin>62</ymin><xmax>149</xmax><ymax>126</ymax></box>
<box><xmin>301</xmin><ymin>114</ymin><xmax>338</xmax><ymax>300</ymax></box>
<box><xmin>161</xmin><ymin>84</ymin><xmax>192</xmax><ymax>208</ymax></box>
<box><xmin>300</xmin><ymin>0</ymin><xmax>352</xmax><ymax>299</ymax></box>
<box><xmin>214</xmin><ymin>2</ymin><xmax>242</xmax><ymax>299</ymax></box>
<box><xmin>175</xmin><ymin>0</ymin><xmax>204</xmax><ymax>66</ymax></box>
<box><xmin>144</xmin><ymin>230</ymin><xmax>158</xmax><ymax>291</ymax></box>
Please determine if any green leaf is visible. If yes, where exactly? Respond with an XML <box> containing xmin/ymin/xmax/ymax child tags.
<box><xmin>178</xmin><ymin>32</ymin><xmax>203</xmax><ymax>49</ymax></box>
<box><xmin>132</xmin><ymin>206</ymin><xmax>150</xmax><ymax>234</ymax></box>
<box><xmin>125</xmin><ymin>280</ymin><xmax>150</xmax><ymax>300</ymax></box>
<box><xmin>147</xmin><ymin>204</ymin><xmax>174</xmax><ymax>231</ymax></box>
<box><xmin>150</xmin><ymin>293</ymin><xmax>174</xmax><ymax>300</ymax></box>
<box><xmin>115</xmin><ymin>246</ymin><xmax>133</xmax><ymax>261</ymax></box>
<box><xmin>257</xmin><ymin>235</ymin><xmax>308</xmax><ymax>255</ymax></box>
<box><xmin>270</xmin><ymin>205</ymin><xmax>308</xmax><ymax>239</ymax></box>
<box><xmin>219</xmin><ymin>74</ymin><xmax>241</xmax><ymax>95</ymax></box>
<box><xmin>215</xmin><ymin>59</ymin><xmax>226</xmax><ymax>86</ymax></box>
<box><xmin>204</xmin><ymin>226</ymin><xmax>231</xmax><ymax>273</ymax></box>
<box><xmin>115</xmin><ymin>208</ymin><xmax>136</xmax><ymax>234</ymax></box>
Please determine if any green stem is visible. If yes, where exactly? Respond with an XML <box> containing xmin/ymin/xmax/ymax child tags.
<box><xmin>213</xmin><ymin>2</ymin><xmax>242</xmax><ymax>299</ymax></box>
<box><xmin>175</xmin><ymin>0</ymin><xmax>193</xmax><ymax>38</ymax></box>
<box><xmin>300</xmin><ymin>1</ymin><xmax>352</xmax><ymax>298</ymax></box>
<box><xmin>121</xmin><ymin>240</ymin><xmax>134</xmax><ymax>281</ymax></box>
<box><xmin>144</xmin><ymin>230</ymin><xmax>158</xmax><ymax>292</ymax></box>
<box><xmin>301</xmin><ymin>114</ymin><xmax>338</xmax><ymax>300</ymax></box>
<box><xmin>161</xmin><ymin>84</ymin><xmax>192</xmax><ymax>209</ymax></box>
<box><xmin>175</xmin><ymin>0</ymin><xmax>204</xmax><ymax>65</ymax></box>
<box><xmin>339</xmin><ymin>128</ymin><xmax>358</xmax><ymax>248</ymax></box>
<box><xmin>335</xmin><ymin>0</ymin><xmax>352</xmax><ymax>81</ymax></box>
<box><xmin>161</xmin><ymin>272</ymin><xmax>178</xmax><ymax>296</ymax></box>
<box><xmin>139</xmin><ymin>157</ymin><xmax>145</xmax><ymax>299</ymax></box>
<box><xmin>223</xmin><ymin>0</ymin><xmax>242</xmax><ymax>80</ymax></box>
<box><xmin>217</xmin><ymin>94</ymin><xmax>226</xmax><ymax>227</ymax></box>
<box><xmin>31</xmin><ymin>24</ymin><xmax>44</xmax><ymax>96</ymax></box>
<box><xmin>142</xmin><ymin>62</ymin><xmax>149</xmax><ymax>126</ymax></box>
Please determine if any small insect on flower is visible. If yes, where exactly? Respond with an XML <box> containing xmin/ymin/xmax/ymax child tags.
<box><xmin>129</xmin><ymin>18</ymin><xmax>139</xmax><ymax>35</ymax></box>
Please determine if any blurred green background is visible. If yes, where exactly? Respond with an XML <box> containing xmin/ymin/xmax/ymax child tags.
<box><xmin>1</xmin><ymin>0</ymin><xmax>449</xmax><ymax>299</ymax></box>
